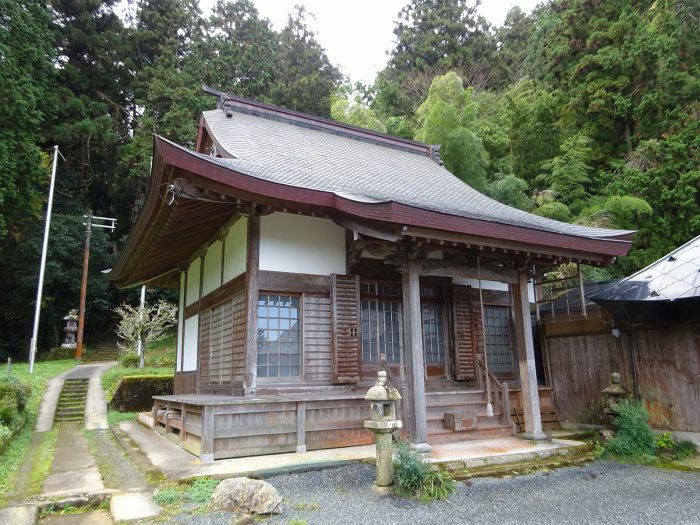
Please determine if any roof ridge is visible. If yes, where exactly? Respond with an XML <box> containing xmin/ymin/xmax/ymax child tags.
<box><xmin>216</xmin><ymin>93</ymin><xmax>436</xmax><ymax>158</ymax></box>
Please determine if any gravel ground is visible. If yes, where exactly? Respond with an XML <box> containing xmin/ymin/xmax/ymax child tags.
<box><xmin>169</xmin><ymin>461</ymin><xmax>700</xmax><ymax>525</ymax></box>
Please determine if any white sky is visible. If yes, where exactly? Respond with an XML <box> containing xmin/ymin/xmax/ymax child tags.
<box><xmin>204</xmin><ymin>0</ymin><xmax>542</xmax><ymax>85</ymax></box>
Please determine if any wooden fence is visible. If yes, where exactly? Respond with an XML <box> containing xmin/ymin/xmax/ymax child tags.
<box><xmin>541</xmin><ymin>319</ymin><xmax>700</xmax><ymax>431</ymax></box>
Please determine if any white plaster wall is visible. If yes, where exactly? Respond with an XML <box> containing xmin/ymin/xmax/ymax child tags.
<box><xmin>259</xmin><ymin>213</ymin><xmax>346</xmax><ymax>275</ymax></box>
<box><xmin>183</xmin><ymin>315</ymin><xmax>199</xmax><ymax>371</ymax></box>
<box><xmin>202</xmin><ymin>240</ymin><xmax>223</xmax><ymax>296</ymax></box>
<box><xmin>176</xmin><ymin>272</ymin><xmax>185</xmax><ymax>372</ymax></box>
<box><xmin>452</xmin><ymin>277</ymin><xmax>535</xmax><ymax>302</ymax></box>
<box><xmin>224</xmin><ymin>217</ymin><xmax>247</xmax><ymax>282</ymax></box>
<box><xmin>186</xmin><ymin>258</ymin><xmax>201</xmax><ymax>306</ymax></box>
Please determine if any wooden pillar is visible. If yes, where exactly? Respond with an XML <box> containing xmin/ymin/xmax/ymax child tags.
<box><xmin>296</xmin><ymin>401</ymin><xmax>307</xmax><ymax>453</ymax></box>
<box><xmin>201</xmin><ymin>405</ymin><xmax>215</xmax><ymax>462</ymax></box>
<box><xmin>401</xmin><ymin>259</ymin><xmax>431</xmax><ymax>452</ymax></box>
<box><xmin>244</xmin><ymin>214</ymin><xmax>260</xmax><ymax>396</ymax></box>
<box><xmin>511</xmin><ymin>269</ymin><xmax>546</xmax><ymax>440</ymax></box>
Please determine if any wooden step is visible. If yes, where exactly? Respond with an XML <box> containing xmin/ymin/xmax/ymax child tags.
<box><xmin>511</xmin><ymin>407</ymin><xmax>562</xmax><ymax>431</ymax></box>
<box><xmin>428</xmin><ymin>424</ymin><xmax>514</xmax><ymax>444</ymax></box>
<box><xmin>426</xmin><ymin>391</ymin><xmax>485</xmax><ymax>405</ymax></box>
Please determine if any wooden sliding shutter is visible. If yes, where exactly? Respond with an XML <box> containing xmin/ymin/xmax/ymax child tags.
<box><xmin>452</xmin><ymin>285</ymin><xmax>481</xmax><ymax>381</ymax></box>
<box><xmin>197</xmin><ymin>309</ymin><xmax>212</xmax><ymax>387</ymax></box>
<box><xmin>330</xmin><ymin>274</ymin><xmax>361</xmax><ymax>384</ymax></box>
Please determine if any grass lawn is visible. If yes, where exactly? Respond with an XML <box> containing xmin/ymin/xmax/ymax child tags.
<box><xmin>0</xmin><ymin>358</ymin><xmax>78</xmax><ymax>505</ymax></box>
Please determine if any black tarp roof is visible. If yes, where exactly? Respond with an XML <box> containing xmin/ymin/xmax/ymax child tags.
<box><xmin>589</xmin><ymin>235</ymin><xmax>700</xmax><ymax>323</ymax></box>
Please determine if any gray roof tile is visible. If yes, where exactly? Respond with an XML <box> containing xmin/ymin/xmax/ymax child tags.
<box><xmin>201</xmin><ymin>107</ymin><xmax>633</xmax><ymax>242</ymax></box>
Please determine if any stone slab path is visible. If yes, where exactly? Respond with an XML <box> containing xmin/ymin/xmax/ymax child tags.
<box><xmin>41</xmin><ymin>509</ymin><xmax>112</xmax><ymax>525</ymax></box>
<box><xmin>41</xmin><ymin>423</ymin><xmax>104</xmax><ymax>498</ymax></box>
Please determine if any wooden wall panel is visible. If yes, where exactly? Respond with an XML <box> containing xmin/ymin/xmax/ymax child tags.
<box><xmin>174</xmin><ymin>371</ymin><xmax>196</xmax><ymax>394</ymax></box>
<box><xmin>305</xmin><ymin>399</ymin><xmax>372</xmax><ymax>450</ymax></box>
<box><xmin>303</xmin><ymin>294</ymin><xmax>333</xmax><ymax>383</ymax></box>
<box><xmin>544</xmin><ymin>332</ymin><xmax>624</xmax><ymax>424</ymax></box>
<box><xmin>633</xmin><ymin>325</ymin><xmax>700</xmax><ymax>431</ymax></box>
<box><xmin>543</xmin><ymin>321</ymin><xmax>699</xmax><ymax>431</ymax></box>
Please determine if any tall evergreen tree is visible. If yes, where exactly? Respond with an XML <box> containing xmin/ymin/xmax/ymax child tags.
<box><xmin>269</xmin><ymin>6</ymin><xmax>342</xmax><ymax>117</ymax></box>
<box><xmin>0</xmin><ymin>0</ymin><xmax>53</xmax><ymax>237</ymax></box>
<box><xmin>47</xmin><ymin>0</ymin><xmax>131</xmax><ymax>210</ymax></box>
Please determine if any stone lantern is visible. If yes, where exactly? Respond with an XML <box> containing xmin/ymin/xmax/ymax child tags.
<box><xmin>602</xmin><ymin>372</ymin><xmax>630</xmax><ymax>426</ymax></box>
<box><xmin>364</xmin><ymin>371</ymin><xmax>402</xmax><ymax>488</ymax></box>
<box><xmin>61</xmin><ymin>309</ymin><xmax>79</xmax><ymax>349</ymax></box>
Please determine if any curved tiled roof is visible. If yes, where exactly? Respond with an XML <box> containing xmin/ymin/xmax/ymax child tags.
<box><xmin>202</xmin><ymin>107</ymin><xmax>633</xmax><ymax>243</ymax></box>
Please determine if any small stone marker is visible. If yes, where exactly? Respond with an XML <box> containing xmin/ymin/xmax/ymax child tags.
<box><xmin>209</xmin><ymin>477</ymin><xmax>283</xmax><ymax>515</ymax></box>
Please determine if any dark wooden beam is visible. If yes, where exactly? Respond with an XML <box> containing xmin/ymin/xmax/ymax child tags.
<box><xmin>420</xmin><ymin>259</ymin><xmax>517</xmax><ymax>283</ymax></box>
<box><xmin>258</xmin><ymin>271</ymin><xmax>330</xmax><ymax>294</ymax></box>
<box><xmin>404</xmin><ymin>226</ymin><xmax>614</xmax><ymax>265</ymax></box>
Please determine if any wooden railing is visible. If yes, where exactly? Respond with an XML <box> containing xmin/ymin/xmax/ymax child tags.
<box><xmin>477</xmin><ymin>356</ymin><xmax>511</xmax><ymax>426</ymax></box>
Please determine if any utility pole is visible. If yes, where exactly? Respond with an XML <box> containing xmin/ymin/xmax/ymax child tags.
<box><xmin>75</xmin><ymin>214</ymin><xmax>116</xmax><ymax>359</ymax></box>
<box><xmin>29</xmin><ymin>146</ymin><xmax>60</xmax><ymax>374</ymax></box>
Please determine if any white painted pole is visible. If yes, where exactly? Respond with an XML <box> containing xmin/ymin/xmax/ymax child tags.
<box><xmin>29</xmin><ymin>146</ymin><xmax>59</xmax><ymax>373</ymax></box>
<box><xmin>136</xmin><ymin>285</ymin><xmax>146</xmax><ymax>364</ymax></box>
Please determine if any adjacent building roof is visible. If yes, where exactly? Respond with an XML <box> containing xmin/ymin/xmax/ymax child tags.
<box><xmin>589</xmin><ymin>235</ymin><xmax>700</xmax><ymax>323</ymax></box>
<box><xmin>110</xmin><ymin>94</ymin><xmax>636</xmax><ymax>288</ymax></box>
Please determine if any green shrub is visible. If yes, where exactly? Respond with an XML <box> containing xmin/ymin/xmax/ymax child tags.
<box><xmin>0</xmin><ymin>397</ymin><xmax>17</xmax><ymax>428</ymax></box>
<box><xmin>654</xmin><ymin>433</ymin><xmax>697</xmax><ymax>461</ymax></box>
<box><xmin>671</xmin><ymin>440</ymin><xmax>697</xmax><ymax>460</ymax></box>
<box><xmin>119</xmin><ymin>353</ymin><xmax>140</xmax><ymax>368</ymax></box>
<box><xmin>187</xmin><ymin>477</ymin><xmax>220</xmax><ymax>503</ymax></box>
<box><xmin>394</xmin><ymin>441</ymin><xmax>426</xmax><ymax>497</ymax></box>
<box><xmin>109</xmin><ymin>375</ymin><xmax>173</xmax><ymax>412</ymax></box>
<box><xmin>145</xmin><ymin>353</ymin><xmax>176</xmax><ymax>368</ymax></box>
<box><xmin>0</xmin><ymin>375</ymin><xmax>30</xmax><ymax>412</ymax></box>
<box><xmin>655</xmin><ymin>432</ymin><xmax>675</xmax><ymax>450</ymax></box>
<box><xmin>0</xmin><ymin>423</ymin><xmax>11</xmax><ymax>450</ymax></box>
<box><xmin>604</xmin><ymin>400</ymin><xmax>656</xmax><ymax>462</ymax></box>
<box><xmin>393</xmin><ymin>441</ymin><xmax>454</xmax><ymax>502</ymax></box>
<box><xmin>153</xmin><ymin>487</ymin><xmax>181</xmax><ymax>505</ymax></box>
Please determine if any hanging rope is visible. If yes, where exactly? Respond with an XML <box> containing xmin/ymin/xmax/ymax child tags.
<box><xmin>477</xmin><ymin>253</ymin><xmax>494</xmax><ymax>417</ymax></box>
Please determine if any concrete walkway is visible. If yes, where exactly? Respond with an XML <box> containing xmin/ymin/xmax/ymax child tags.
<box><xmin>119</xmin><ymin>419</ymin><xmax>589</xmax><ymax>481</ymax></box>
<box><xmin>41</xmin><ymin>423</ymin><xmax>105</xmax><ymax>498</ymax></box>
<box><xmin>36</xmin><ymin>363</ymin><xmax>115</xmax><ymax>433</ymax></box>
<box><xmin>2</xmin><ymin>361</ymin><xmax>163</xmax><ymax>525</ymax></box>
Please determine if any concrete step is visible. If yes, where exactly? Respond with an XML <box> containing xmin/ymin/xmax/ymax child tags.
<box><xmin>55</xmin><ymin>410</ymin><xmax>84</xmax><ymax>415</ymax></box>
<box><xmin>57</xmin><ymin>404</ymin><xmax>86</xmax><ymax>411</ymax></box>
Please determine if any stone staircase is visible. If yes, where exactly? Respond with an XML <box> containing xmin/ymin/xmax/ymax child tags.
<box><xmin>426</xmin><ymin>390</ymin><xmax>514</xmax><ymax>444</ymax></box>
<box><xmin>54</xmin><ymin>379</ymin><xmax>89</xmax><ymax>423</ymax></box>
<box><xmin>82</xmin><ymin>346</ymin><xmax>121</xmax><ymax>362</ymax></box>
